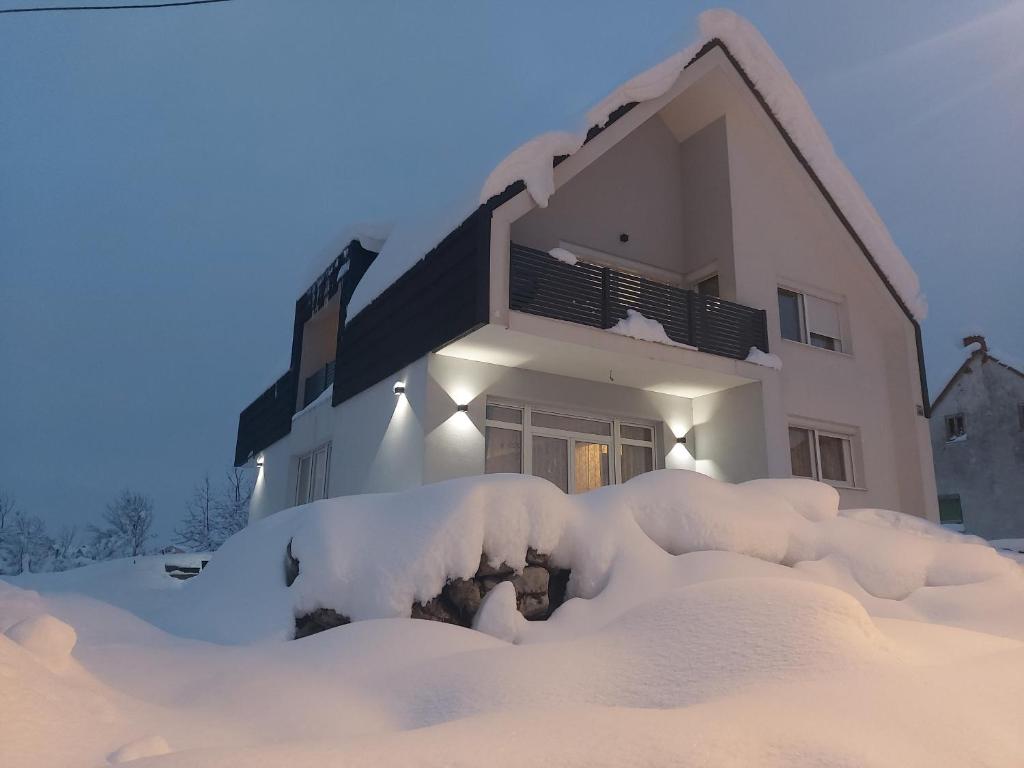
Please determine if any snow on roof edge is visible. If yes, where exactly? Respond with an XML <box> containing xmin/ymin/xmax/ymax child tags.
<box><xmin>349</xmin><ymin>9</ymin><xmax>927</xmax><ymax>324</ymax></box>
<box><xmin>300</xmin><ymin>221</ymin><xmax>393</xmax><ymax>295</ymax></box>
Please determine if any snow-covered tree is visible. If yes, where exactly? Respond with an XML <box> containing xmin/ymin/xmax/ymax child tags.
<box><xmin>213</xmin><ymin>468</ymin><xmax>253</xmax><ymax>547</ymax></box>
<box><xmin>90</xmin><ymin>490</ymin><xmax>155</xmax><ymax>559</ymax></box>
<box><xmin>0</xmin><ymin>511</ymin><xmax>54</xmax><ymax>575</ymax></box>
<box><xmin>48</xmin><ymin>525</ymin><xmax>85</xmax><ymax>572</ymax></box>
<box><xmin>174</xmin><ymin>475</ymin><xmax>215</xmax><ymax>552</ymax></box>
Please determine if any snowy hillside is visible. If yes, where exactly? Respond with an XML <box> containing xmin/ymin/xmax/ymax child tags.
<box><xmin>3</xmin><ymin>470</ymin><xmax>1024</xmax><ymax>767</ymax></box>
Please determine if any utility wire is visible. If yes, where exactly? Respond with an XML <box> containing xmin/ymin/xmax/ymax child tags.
<box><xmin>0</xmin><ymin>0</ymin><xmax>233</xmax><ymax>13</ymax></box>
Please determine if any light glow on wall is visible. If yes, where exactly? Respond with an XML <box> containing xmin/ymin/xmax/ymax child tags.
<box><xmin>663</xmin><ymin>417</ymin><xmax>696</xmax><ymax>470</ymax></box>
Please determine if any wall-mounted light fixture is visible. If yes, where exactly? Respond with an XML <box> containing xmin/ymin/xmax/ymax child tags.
<box><xmin>255</xmin><ymin>455</ymin><xmax>265</xmax><ymax>468</ymax></box>
<box><xmin>676</xmin><ymin>436</ymin><xmax>687</xmax><ymax>445</ymax></box>
<box><xmin>393</xmin><ymin>382</ymin><xmax>406</xmax><ymax>395</ymax></box>
<box><xmin>456</xmin><ymin>403</ymin><xmax>469</xmax><ymax>413</ymax></box>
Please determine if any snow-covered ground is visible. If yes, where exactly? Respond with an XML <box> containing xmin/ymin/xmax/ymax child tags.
<box><xmin>3</xmin><ymin>470</ymin><xmax>1023</xmax><ymax>767</ymax></box>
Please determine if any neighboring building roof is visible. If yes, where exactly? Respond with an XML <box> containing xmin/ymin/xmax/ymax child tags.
<box><xmin>345</xmin><ymin>9</ymin><xmax>927</xmax><ymax>326</ymax></box>
<box><xmin>930</xmin><ymin>335</ymin><xmax>1024</xmax><ymax>411</ymax></box>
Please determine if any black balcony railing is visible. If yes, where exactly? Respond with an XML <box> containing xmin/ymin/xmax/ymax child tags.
<box><xmin>234</xmin><ymin>371</ymin><xmax>296</xmax><ymax>467</ymax></box>
<box><xmin>303</xmin><ymin>360</ymin><xmax>336</xmax><ymax>409</ymax></box>
<box><xmin>509</xmin><ymin>243</ymin><xmax>768</xmax><ymax>360</ymax></box>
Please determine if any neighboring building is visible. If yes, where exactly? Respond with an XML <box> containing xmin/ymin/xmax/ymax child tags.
<box><xmin>929</xmin><ymin>336</ymin><xmax>1024</xmax><ymax>538</ymax></box>
<box><xmin>235</xmin><ymin>15</ymin><xmax>939</xmax><ymax>525</ymax></box>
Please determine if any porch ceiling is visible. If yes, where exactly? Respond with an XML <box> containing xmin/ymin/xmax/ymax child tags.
<box><xmin>436</xmin><ymin>313</ymin><xmax>767</xmax><ymax>399</ymax></box>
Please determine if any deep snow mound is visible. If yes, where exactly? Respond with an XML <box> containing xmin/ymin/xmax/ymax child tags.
<box><xmin>4</xmin><ymin>614</ymin><xmax>77</xmax><ymax>671</ymax></box>
<box><xmin>183</xmin><ymin>470</ymin><xmax>1018</xmax><ymax>644</ymax></box>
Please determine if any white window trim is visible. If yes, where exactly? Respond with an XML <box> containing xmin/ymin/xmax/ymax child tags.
<box><xmin>484</xmin><ymin>401</ymin><xmax>659</xmax><ymax>491</ymax></box>
<box><xmin>788</xmin><ymin>422</ymin><xmax>862</xmax><ymax>490</ymax></box>
<box><xmin>777</xmin><ymin>283</ymin><xmax>851</xmax><ymax>356</ymax></box>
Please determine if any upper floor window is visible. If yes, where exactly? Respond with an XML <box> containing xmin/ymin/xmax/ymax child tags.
<box><xmin>944</xmin><ymin>413</ymin><xmax>966</xmax><ymax>442</ymax></box>
<box><xmin>696</xmin><ymin>273</ymin><xmax>720</xmax><ymax>298</ymax></box>
<box><xmin>777</xmin><ymin>287</ymin><xmax>844</xmax><ymax>352</ymax></box>
<box><xmin>788</xmin><ymin>425</ymin><xmax>856</xmax><ymax>488</ymax></box>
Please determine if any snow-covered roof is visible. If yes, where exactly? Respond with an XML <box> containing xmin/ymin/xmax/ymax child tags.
<box><xmin>300</xmin><ymin>221</ymin><xmax>392</xmax><ymax>293</ymax></box>
<box><xmin>347</xmin><ymin>9</ymin><xmax>927</xmax><ymax>323</ymax></box>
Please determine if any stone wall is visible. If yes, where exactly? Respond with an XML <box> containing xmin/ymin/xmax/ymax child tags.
<box><xmin>290</xmin><ymin>540</ymin><xmax>570</xmax><ymax>639</ymax></box>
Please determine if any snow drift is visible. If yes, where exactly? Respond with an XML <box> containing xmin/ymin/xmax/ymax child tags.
<box><xmin>168</xmin><ymin>470</ymin><xmax>1019</xmax><ymax>645</ymax></box>
<box><xmin>3</xmin><ymin>469</ymin><xmax>1024</xmax><ymax>767</ymax></box>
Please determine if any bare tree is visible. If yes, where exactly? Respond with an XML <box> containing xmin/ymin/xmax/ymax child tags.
<box><xmin>0</xmin><ymin>491</ymin><xmax>17</xmax><ymax>529</ymax></box>
<box><xmin>90</xmin><ymin>490</ymin><xmax>154</xmax><ymax>559</ymax></box>
<box><xmin>213</xmin><ymin>468</ymin><xmax>253</xmax><ymax>547</ymax></box>
<box><xmin>175</xmin><ymin>475</ymin><xmax>216</xmax><ymax>552</ymax></box>
<box><xmin>173</xmin><ymin>469</ymin><xmax>253</xmax><ymax>552</ymax></box>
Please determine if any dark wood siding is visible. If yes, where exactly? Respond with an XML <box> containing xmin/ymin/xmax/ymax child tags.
<box><xmin>234</xmin><ymin>371</ymin><xmax>296</xmax><ymax>466</ymax></box>
<box><xmin>234</xmin><ymin>240</ymin><xmax>375</xmax><ymax>466</ymax></box>
<box><xmin>333</xmin><ymin>207</ymin><xmax>491</xmax><ymax>404</ymax></box>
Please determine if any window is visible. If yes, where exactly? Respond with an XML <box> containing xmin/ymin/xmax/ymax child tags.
<box><xmin>619</xmin><ymin>423</ymin><xmax>655</xmax><ymax>483</ymax></box>
<box><xmin>938</xmin><ymin>494</ymin><xmax>964</xmax><ymax>525</ymax></box>
<box><xmin>788</xmin><ymin>426</ymin><xmax>856</xmax><ymax>487</ymax></box>
<box><xmin>777</xmin><ymin>287</ymin><xmax>844</xmax><ymax>352</ymax></box>
<box><xmin>484</xmin><ymin>403</ymin><xmax>657</xmax><ymax>492</ymax></box>
<box><xmin>944</xmin><ymin>413</ymin><xmax>966</xmax><ymax>441</ymax></box>
<box><xmin>295</xmin><ymin>443</ymin><xmax>331</xmax><ymax>504</ymax></box>
<box><xmin>484</xmin><ymin>404</ymin><xmax>523</xmax><ymax>474</ymax></box>
<box><xmin>696</xmin><ymin>274</ymin><xmax>720</xmax><ymax>298</ymax></box>
<box><xmin>778</xmin><ymin>289</ymin><xmax>803</xmax><ymax>343</ymax></box>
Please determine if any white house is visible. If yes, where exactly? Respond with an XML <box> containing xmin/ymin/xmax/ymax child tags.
<box><xmin>236</xmin><ymin>11</ymin><xmax>939</xmax><ymax>524</ymax></box>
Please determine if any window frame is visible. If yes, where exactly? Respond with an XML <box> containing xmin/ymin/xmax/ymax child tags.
<box><xmin>787</xmin><ymin>424</ymin><xmax>858</xmax><ymax>489</ymax></box>
<box><xmin>695</xmin><ymin>273</ymin><xmax>720</xmax><ymax>298</ymax></box>
<box><xmin>777</xmin><ymin>285</ymin><xmax>847</xmax><ymax>354</ymax></box>
<box><xmin>484</xmin><ymin>401</ymin><xmax>659</xmax><ymax>492</ymax></box>
<box><xmin>295</xmin><ymin>442</ymin><xmax>331</xmax><ymax>505</ymax></box>
<box><xmin>938</xmin><ymin>494</ymin><xmax>965</xmax><ymax>526</ymax></box>
<box><xmin>944</xmin><ymin>413</ymin><xmax>966</xmax><ymax>442</ymax></box>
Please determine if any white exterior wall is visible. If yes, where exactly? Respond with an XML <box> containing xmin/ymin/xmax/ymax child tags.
<box><xmin>692</xmin><ymin>381</ymin><xmax>770</xmax><ymax>483</ymax></box>
<box><xmin>249</xmin><ymin>356</ymin><xmax>430</xmax><ymax>523</ymax></box>
<box><xmin>250</xmin><ymin>351</ymin><xmax>780</xmax><ymax>522</ymax></box>
<box><xmin>709</xmin><ymin>65</ymin><xmax>937</xmax><ymax>520</ymax></box>
<box><xmin>423</xmin><ymin>354</ymin><xmax>702</xmax><ymax>483</ymax></box>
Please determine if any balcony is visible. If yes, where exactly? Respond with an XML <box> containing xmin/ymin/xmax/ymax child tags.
<box><xmin>302</xmin><ymin>360</ymin><xmax>336</xmax><ymax>409</ymax></box>
<box><xmin>508</xmin><ymin>243</ymin><xmax>768</xmax><ymax>360</ymax></box>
